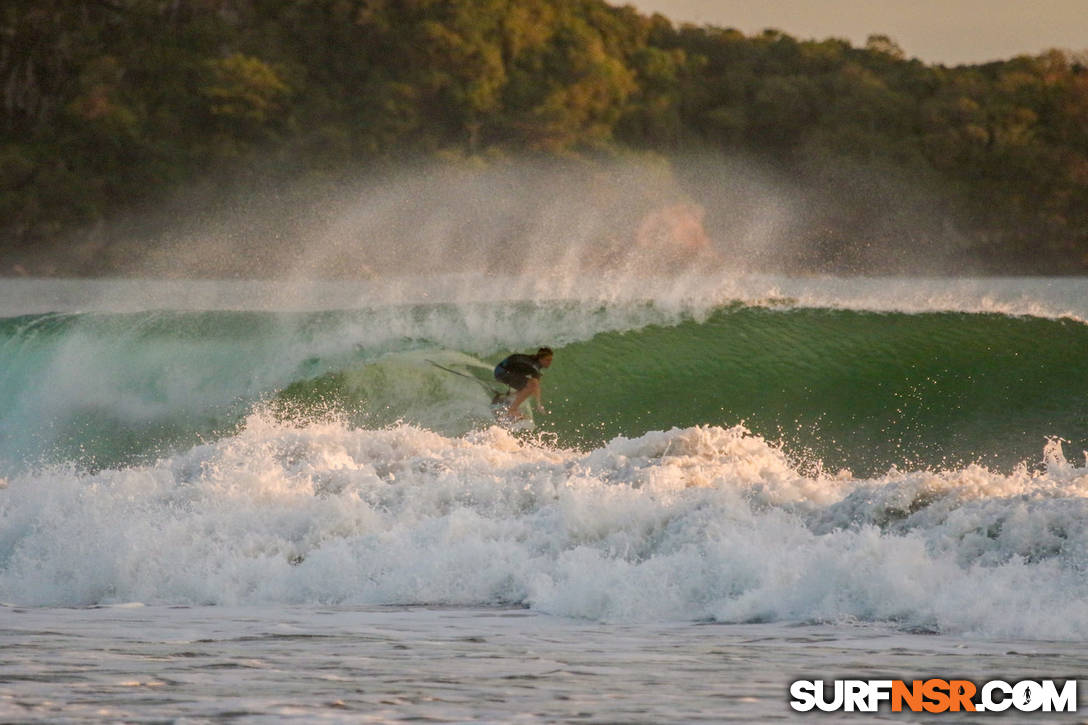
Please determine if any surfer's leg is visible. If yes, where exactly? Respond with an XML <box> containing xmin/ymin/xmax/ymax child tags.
<box><xmin>508</xmin><ymin>378</ymin><xmax>538</xmax><ymax>419</ymax></box>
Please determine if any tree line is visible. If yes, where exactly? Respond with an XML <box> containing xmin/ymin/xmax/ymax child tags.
<box><xmin>3</xmin><ymin>0</ymin><xmax>1087</xmax><ymax>274</ymax></box>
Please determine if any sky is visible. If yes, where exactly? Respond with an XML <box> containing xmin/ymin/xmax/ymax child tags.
<box><xmin>626</xmin><ymin>0</ymin><xmax>1088</xmax><ymax>65</ymax></box>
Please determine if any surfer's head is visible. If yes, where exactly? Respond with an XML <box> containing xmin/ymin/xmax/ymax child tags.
<box><xmin>536</xmin><ymin>347</ymin><xmax>554</xmax><ymax>367</ymax></box>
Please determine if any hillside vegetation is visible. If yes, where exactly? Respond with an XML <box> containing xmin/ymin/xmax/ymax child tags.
<box><xmin>3</xmin><ymin>0</ymin><xmax>1087</xmax><ymax>275</ymax></box>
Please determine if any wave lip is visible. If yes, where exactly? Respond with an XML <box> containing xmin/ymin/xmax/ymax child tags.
<box><xmin>4</xmin><ymin>275</ymin><xmax>1088</xmax><ymax>321</ymax></box>
<box><xmin>2</xmin><ymin>418</ymin><xmax>1086</xmax><ymax>640</ymax></box>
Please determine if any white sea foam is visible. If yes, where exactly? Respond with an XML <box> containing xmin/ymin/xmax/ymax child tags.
<box><xmin>3</xmin><ymin>416</ymin><xmax>1086</xmax><ymax>640</ymax></box>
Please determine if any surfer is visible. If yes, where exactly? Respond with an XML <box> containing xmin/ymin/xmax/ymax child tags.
<box><xmin>494</xmin><ymin>347</ymin><xmax>553</xmax><ymax>420</ymax></box>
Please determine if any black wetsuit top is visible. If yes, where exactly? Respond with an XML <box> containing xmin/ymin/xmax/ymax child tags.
<box><xmin>494</xmin><ymin>354</ymin><xmax>542</xmax><ymax>391</ymax></box>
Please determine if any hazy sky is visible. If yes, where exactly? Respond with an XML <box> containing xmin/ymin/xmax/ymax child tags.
<box><xmin>627</xmin><ymin>1</ymin><xmax>1087</xmax><ymax>65</ymax></box>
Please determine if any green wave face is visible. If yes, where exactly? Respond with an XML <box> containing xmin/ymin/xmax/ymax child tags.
<box><xmin>2</xmin><ymin>304</ymin><xmax>1086</xmax><ymax>475</ymax></box>
<box><xmin>272</xmin><ymin>350</ymin><xmax>506</xmax><ymax>435</ymax></box>
<box><xmin>541</xmin><ymin>307</ymin><xmax>1088</xmax><ymax>475</ymax></box>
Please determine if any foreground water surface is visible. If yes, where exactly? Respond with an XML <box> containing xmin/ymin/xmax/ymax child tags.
<box><xmin>3</xmin><ymin>605</ymin><xmax>1087</xmax><ymax>723</ymax></box>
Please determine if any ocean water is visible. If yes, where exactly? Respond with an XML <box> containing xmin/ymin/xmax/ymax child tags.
<box><xmin>1</xmin><ymin>274</ymin><xmax>1087</xmax><ymax>722</ymax></box>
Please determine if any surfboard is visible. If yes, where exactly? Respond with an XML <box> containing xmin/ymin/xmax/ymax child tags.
<box><xmin>488</xmin><ymin>391</ymin><xmax>535</xmax><ymax>430</ymax></box>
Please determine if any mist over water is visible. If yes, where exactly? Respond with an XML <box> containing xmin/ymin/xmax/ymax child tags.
<box><xmin>42</xmin><ymin>154</ymin><xmax>971</xmax><ymax>280</ymax></box>
<box><xmin>81</xmin><ymin>160</ymin><xmax>717</xmax><ymax>280</ymax></box>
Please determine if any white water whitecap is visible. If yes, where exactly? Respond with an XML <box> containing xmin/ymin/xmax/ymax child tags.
<box><xmin>2</xmin><ymin>414</ymin><xmax>1087</xmax><ymax>641</ymax></box>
